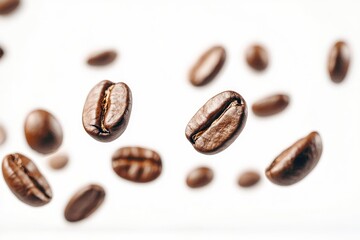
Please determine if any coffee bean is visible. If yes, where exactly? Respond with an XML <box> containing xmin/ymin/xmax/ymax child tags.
<box><xmin>252</xmin><ymin>93</ymin><xmax>290</xmax><ymax>117</ymax></box>
<box><xmin>238</xmin><ymin>170</ymin><xmax>260</xmax><ymax>188</ymax></box>
<box><xmin>2</xmin><ymin>153</ymin><xmax>52</xmax><ymax>206</ymax></box>
<box><xmin>112</xmin><ymin>146</ymin><xmax>162</xmax><ymax>183</ymax></box>
<box><xmin>0</xmin><ymin>0</ymin><xmax>20</xmax><ymax>15</ymax></box>
<box><xmin>48</xmin><ymin>153</ymin><xmax>69</xmax><ymax>170</ymax></box>
<box><xmin>82</xmin><ymin>80</ymin><xmax>132</xmax><ymax>142</ymax></box>
<box><xmin>189</xmin><ymin>45</ymin><xmax>226</xmax><ymax>86</ymax></box>
<box><xmin>24</xmin><ymin>109</ymin><xmax>63</xmax><ymax>154</ymax></box>
<box><xmin>186</xmin><ymin>166</ymin><xmax>213</xmax><ymax>188</ymax></box>
<box><xmin>64</xmin><ymin>184</ymin><xmax>105</xmax><ymax>222</ymax></box>
<box><xmin>0</xmin><ymin>47</ymin><xmax>4</xmax><ymax>59</ymax></box>
<box><xmin>185</xmin><ymin>90</ymin><xmax>247</xmax><ymax>154</ymax></box>
<box><xmin>328</xmin><ymin>41</ymin><xmax>350</xmax><ymax>83</ymax></box>
<box><xmin>87</xmin><ymin>50</ymin><xmax>117</xmax><ymax>66</ymax></box>
<box><xmin>0</xmin><ymin>124</ymin><xmax>6</xmax><ymax>146</ymax></box>
<box><xmin>245</xmin><ymin>44</ymin><xmax>269</xmax><ymax>71</ymax></box>
<box><xmin>265</xmin><ymin>131</ymin><xmax>322</xmax><ymax>186</ymax></box>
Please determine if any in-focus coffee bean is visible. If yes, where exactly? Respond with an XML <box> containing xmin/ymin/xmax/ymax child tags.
<box><xmin>0</xmin><ymin>0</ymin><xmax>20</xmax><ymax>15</ymax></box>
<box><xmin>252</xmin><ymin>93</ymin><xmax>290</xmax><ymax>117</ymax></box>
<box><xmin>245</xmin><ymin>44</ymin><xmax>269</xmax><ymax>71</ymax></box>
<box><xmin>2</xmin><ymin>153</ymin><xmax>52</xmax><ymax>206</ymax></box>
<box><xmin>48</xmin><ymin>153</ymin><xmax>69</xmax><ymax>170</ymax></box>
<box><xmin>64</xmin><ymin>184</ymin><xmax>105</xmax><ymax>222</ymax></box>
<box><xmin>186</xmin><ymin>166</ymin><xmax>213</xmax><ymax>188</ymax></box>
<box><xmin>112</xmin><ymin>146</ymin><xmax>162</xmax><ymax>183</ymax></box>
<box><xmin>0</xmin><ymin>124</ymin><xmax>6</xmax><ymax>146</ymax></box>
<box><xmin>265</xmin><ymin>131</ymin><xmax>322</xmax><ymax>186</ymax></box>
<box><xmin>87</xmin><ymin>50</ymin><xmax>117</xmax><ymax>66</ymax></box>
<box><xmin>185</xmin><ymin>90</ymin><xmax>247</xmax><ymax>154</ymax></box>
<box><xmin>0</xmin><ymin>47</ymin><xmax>4</xmax><ymax>59</ymax></box>
<box><xmin>328</xmin><ymin>41</ymin><xmax>350</xmax><ymax>83</ymax></box>
<box><xmin>24</xmin><ymin>109</ymin><xmax>63</xmax><ymax>154</ymax></box>
<box><xmin>189</xmin><ymin>45</ymin><xmax>226</xmax><ymax>86</ymax></box>
<box><xmin>238</xmin><ymin>170</ymin><xmax>260</xmax><ymax>188</ymax></box>
<box><xmin>82</xmin><ymin>80</ymin><xmax>132</xmax><ymax>142</ymax></box>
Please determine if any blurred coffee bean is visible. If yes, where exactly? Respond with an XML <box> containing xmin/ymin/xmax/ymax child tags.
<box><xmin>186</xmin><ymin>166</ymin><xmax>214</xmax><ymax>188</ymax></box>
<box><xmin>246</xmin><ymin>44</ymin><xmax>269</xmax><ymax>71</ymax></box>
<box><xmin>0</xmin><ymin>0</ymin><xmax>20</xmax><ymax>15</ymax></box>
<box><xmin>238</xmin><ymin>170</ymin><xmax>260</xmax><ymax>188</ymax></box>
<box><xmin>252</xmin><ymin>93</ymin><xmax>290</xmax><ymax>117</ymax></box>
<box><xmin>87</xmin><ymin>50</ymin><xmax>117</xmax><ymax>66</ymax></box>
<box><xmin>328</xmin><ymin>41</ymin><xmax>350</xmax><ymax>83</ymax></box>
<box><xmin>48</xmin><ymin>153</ymin><xmax>69</xmax><ymax>170</ymax></box>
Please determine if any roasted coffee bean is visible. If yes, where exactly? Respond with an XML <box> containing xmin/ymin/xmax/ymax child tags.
<box><xmin>48</xmin><ymin>153</ymin><xmax>69</xmax><ymax>170</ymax></box>
<box><xmin>87</xmin><ymin>50</ymin><xmax>117</xmax><ymax>66</ymax></box>
<box><xmin>189</xmin><ymin>45</ymin><xmax>226</xmax><ymax>86</ymax></box>
<box><xmin>112</xmin><ymin>146</ymin><xmax>162</xmax><ymax>183</ymax></box>
<box><xmin>185</xmin><ymin>90</ymin><xmax>247</xmax><ymax>154</ymax></box>
<box><xmin>238</xmin><ymin>170</ymin><xmax>260</xmax><ymax>188</ymax></box>
<box><xmin>82</xmin><ymin>80</ymin><xmax>132</xmax><ymax>142</ymax></box>
<box><xmin>186</xmin><ymin>166</ymin><xmax>213</xmax><ymax>188</ymax></box>
<box><xmin>252</xmin><ymin>93</ymin><xmax>290</xmax><ymax>117</ymax></box>
<box><xmin>266</xmin><ymin>131</ymin><xmax>322</xmax><ymax>186</ymax></box>
<box><xmin>0</xmin><ymin>124</ymin><xmax>6</xmax><ymax>145</ymax></box>
<box><xmin>2</xmin><ymin>153</ymin><xmax>52</xmax><ymax>206</ymax></box>
<box><xmin>246</xmin><ymin>44</ymin><xmax>269</xmax><ymax>71</ymax></box>
<box><xmin>24</xmin><ymin>109</ymin><xmax>63</xmax><ymax>154</ymax></box>
<box><xmin>328</xmin><ymin>41</ymin><xmax>350</xmax><ymax>83</ymax></box>
<box><xmin>0</xmin><ymin>0</ymin><xmax>20</xmax><ymax>15</ymax></box>
<box><xmin>64</xmin><ymin>184</ymin><xmax>105</xmax><ymax>222</ymax></box>
<box><xmin>0</xmin><ymin>47</ymin><xmax>4</xmax><ymax>59</ymax></box>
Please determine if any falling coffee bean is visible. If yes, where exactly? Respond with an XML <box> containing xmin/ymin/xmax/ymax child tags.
<box><xmin>252</xmin><ymin>93</ymin><xmax>290</xmax><ymax>117</ymax></box>
<box><xmin>0</xmin><ymin>124</ymin><xmax>6</xmax><ymax>146</ymax></box>
<box><xmin>0</xmin><ymin>47</ymin><xmax>4</xmax><ymax>59</ymax></box>
<box><xmin>0</xmin><ymin>0</ymin><xmax>20</xmax><ymax>15</ymax></box>
<box><xmin>87</xmin><ymin>50</ymin><xmax>117</xmax><ymax>66</ymax></box>
<box><xmin>24</xmin><ymin>109</ymin><xmax>63</xmax><ymax>154</ymax></box>
<box><xmin>186</xmin><ymin>166</ymin><xmax>213</xmax><ymax>188</ymax></box>
<box><xmin>64</xmin><ymin>184</ymin><xmax>105</xmax><ymax>222</ymax></box>
<box><xmin>238</xmin><ymin>170</ymin><xmax>260</xmax><ymax>188</ymax></box>
<box><xmin>328</xmin><ymin>41</ymin><xmax>350</xmax><ymax>83</ymax></box>
<box><xmin>112</xmin><ymin>146</ymin><xmax>162</xmax><ymax>183</ymax></box>
<box><xmin>48</xmin><ymin>153</ymin><xmax>69</xmax><ymax>170</ymax></box>
<box><xmin>2</xmin><ymin>153</ymin><xmax>52</xmax><ymax>206</ymax></box>
<box><xmin>189</xmin><ymin>45</ymin><xmax>226</xmax><ymax>86</ymax></box>
<box><xmin>185</xmin><ymin>90</ymin><xmax>247</xmax><ymax>154</ymax></box>
<box><xmin>245</xmin><ymin>44</ymin><xmax>269</xmax><ymax>71</ymax></box>
<box><xmin>82</xmin><ymin>80</ymin><xmax>132</xmax><ymax>142</ymax></box>
<box><xmin>265</xmin><ymin>131</ymin><xmax>322</xmax><ymax>186</ymax></box>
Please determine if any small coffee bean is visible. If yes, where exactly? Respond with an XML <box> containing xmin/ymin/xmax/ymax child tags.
<box><xmin>186</xmin><ymin>166</ymin><xmax>213</xmax><ymax>188</ymax></box>
<box><xmin>64</xmin><ymin>184</ymin><xmax>105</xmax><ymax>222</ymax></box>
<box><xmin>328</xmin><ymin>41</ymin><xmax>350</xmax><ymax>83</ymax></box>
<box><xmin>82</xmin><ymin>80</ymin><xmax>132</xmax><ymax>142</ymax></box>
<box><xmin>24</xmin><ymin>109</ymin><xmax>63</xmax><ymax>154</ymax></box>
<box><xmin>48</xmin><ymin>153</ymin><xmax>69</xmax><ymax>170</ymax></box>
<box><xmin>252</xmin><ymin>93</ymin><xmax>290</xmax><ymax>117</ymax></box>
<box><xmin>112</xmin><ymin>146</ymin><xmax>162</xmax><ymax>183</ymax></box>
<box><xmin>245</xmin><ymin>44</ymin><xmax>269</xmax><ymax>71</ymax></box>
<box><xmin>0</xmin><ymin>47</ymin><xmax>4</xmax><ymax>59</ymax></box>
<box><xmin>0</xmin><ymin>124</ymin><xmax>6</xmax><ymax>145</ymax></box>
<box><xmin>87</xmin><ymin>50</ymin><xmax>117</xmax><ymax>66</ymax></box>
<box><xmin>265</xmin><ymin>131</ymin><xmax>322</xmax><ymax>186</ymax></box>
<box><xmin>238</xmin><ymin>170</ymin><xmax>260</xmax><ymax>188</ymax></box>
<box><xmin>185</xmin><ymin>90</ymin><xmax>247</xmax><ymax>154</ymax></box>
<box><xmin>2</xmin><ymin>153</ymin><xmax>52</xmax><ymax>206</ymax></box>
<box><xmin>0</xmin><ymin>0</ymin><xmax>20</xmax><ymax>15</ymax></box>
<box><xmin>189</xmin><ymin>45</ymin><xmax>226</xmax><ymax>86</ymax></box>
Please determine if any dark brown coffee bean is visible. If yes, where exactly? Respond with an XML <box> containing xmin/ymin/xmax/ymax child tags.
<box><xmin>238</xmin><ymin>170</ymin><xmax>260</xmax><ymax>188</ymax></box>
<box><xmin>0</xmin><ymin>0</ymin><xmax>20</xmax><ymax>15</ymax></box>
<box><xmin>266</xmin><ymin>131</ymin><xmax>322</xmax><ymax>186</ymax></box>
<box><xmin>0</xmin><ymin>124</ymin><xmax>6</xmax><ymax>146</ymax></box>
<box><xmin>82</xmin><ymin>80</ymin><xmax>132</xmax><ymax>142</ymax></box>
<box><xmin>185</xmin><ymin>90</ymin><xmax>247</xmax><ymax>154</ymax></box>
<box><xmin>0</xmin><ymin>47</ymin><xmax>4</xmax><ymax>59</ymax></box>
<box><xmin>328</xmin><ymin>41</ymin><xmax>350</xmax><ymax>83</ymax></box>
<box><xmin>48</xmin><ymin>153</ymin><xmax>69</xmax><ymax>170</ymax></box>
<box><xmin>252</xmin><ymin>94</ymin><xmax>290</xmax><ymax>117</ymax></box>
<box><xmin>245</xmin><ymin>44</ymin><xmax>269</xmax><ymax>71</ymax></box>
<box><xmin>2</xmin><ymin>153</ymin><xmax>52</xmax><ymax>206</ymax></box>
<box><xmin>24</xmin><ymin>109</ymin><xmax>63</xmax><ymax>154</ymax></box>
<box><xmin>64</xmin><ymin>184</ymin><xmax>105</xmax><ymax>222</ymax></box>
<box><xmin>87</xmin><ymin>50</ymin><xmax>117</xmax><ymax>66</ymax></box>
<box><xmin>112</xmin><ymin>146</ymin><xmax>162</xmax><ymax>183</ymax></box>
<box><xmin>189</xmin><ymin>45</ymin><xmax>226</xmax><ymax>86</ymax></box>
<box><xmin>186</xmin><ymin>166</ymin><xmax>213</xmax><ymax>188</ymax></box>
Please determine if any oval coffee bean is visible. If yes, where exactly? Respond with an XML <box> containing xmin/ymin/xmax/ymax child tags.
<box><xmin>48</xmin><ymin>153</ymin><xmax>69</xmax><ymax>170</ymax></box>
<box><xmin>2</xmin><ymin>153</ymin><xmax>52</xmax><ymax>206</ymax></box>
<box><xmin>0</xmin><ymin>47</ymin><xmax>4</xmax><ymax>59</ymax></box>
<box><xmin>82</xmin><ymin>80</ymin><xmax>132</xmax><ymax>142</ymax></box>
<box><xmin>186</xmin><ymin>166</ymin><xmax>213</xmax><ymax>188</ymax></box>
<box><xmin>112</xmin><ymin>146</ymin><xmax>162</xmax><ymax>183</ymax></box>
<box><xmin>0</xmin><ymin>0</ymin><xmax>20</xmax><ymax>15</ymax></box>
<box><xmin>252</xmin><ymin>93</ymin><xmax>290</xmax><ymax>117</ymax></box>
<box><xmin>0</xmin><ymin>124</ymin><xmax>6</xmax><ymax>145</ymax></box>
<box><xmin>238</xmin><ymin>170</ymin><xmax>260</xmax><ymax>188</ymax></box>
<box><xmin>246</xmin><ymin>44</ymin><xmax>269</xmax><ymax>71</ymax></box>
<box><xmin>185</xmin><ymin>90</ymin><xmax>247</xmax><ymax>154</ymax></box>
<box><xmin>328</xmin><ymin>41</ymin><xmax>350</xmax><ymax>83</ymax></box>
<box><xmin>189</xmin><ymin>45</ymin><xmax>226</xmax><ymax>86</ymax></box>
<box><xmin>265</xmin><ymin>131</ymin><xmax>322</xmax><ymax>186</ymax></box>
<box><xmin>87</xmin><ymin>50</ymin><xmax>117</xmax><ymax>66</ymax></box>
<box><xmin>64</xmin><ymin>184</ymin><xmax>105</xmax><ymax>222</ymax></box>
<box><xmin>24</xmin><ymin>109</ymin><xmax>63</xmax><ymax>154</ymax></box>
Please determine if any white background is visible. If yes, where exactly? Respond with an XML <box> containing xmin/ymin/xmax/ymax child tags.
<box><xmin>1</xmin><ymin>0</ymin><xmax>360</xmax><ymax>239</ymax></box>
